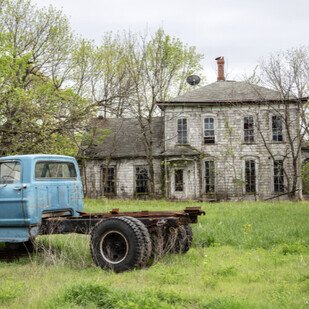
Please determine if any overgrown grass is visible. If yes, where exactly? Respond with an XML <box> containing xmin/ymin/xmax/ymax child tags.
<box><xmin>0</xmin><ymin>199</ymin><xmax>308</xmax><ymax>308</ymax></box>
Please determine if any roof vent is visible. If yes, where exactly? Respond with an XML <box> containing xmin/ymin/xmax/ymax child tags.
<box><xmin>215</xmin><ymin>56</ymin><xmax>225</xmax><ymax>81</ymax></box>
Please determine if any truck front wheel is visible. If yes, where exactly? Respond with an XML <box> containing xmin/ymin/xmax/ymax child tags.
<box><xmin>90</xmin><ymin>217</ymin><xmax>144</xmax><ymax>272</ymax></box>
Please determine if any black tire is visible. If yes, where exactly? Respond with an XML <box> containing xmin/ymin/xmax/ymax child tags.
<box><xmin>183</xmin><ymin>224</ymin><xmax>193</xmax><ymax>253</ymax></box>
<box><xmin>90</xmin><ymin>217</ymin><xmax>144</xmax><ymax>273</ymax></box>
<box><xmin>148</xmin><ymin>227</ymin><xmax>164</xmax><ymax>265</ymax></box>
<box><xmin>5</xmin><ymin>239</ymin><xmax>35</xmax><ymax>253</ymax></box>
<box><xmin>174</xmin><ymin>225</ymin><xmax>193</xmax><ymax>254</ymax></box>
<box><xmin>147</xmin><ymin>226</ymin><xmax>177</xmax><ymax>265</ymax></box>
<box><xmin>125</xmin><ymin>217</ymin><xmax>152</xmax><ymax>268</ymax></box>
<box><xmin>163</xmin><ymin>227</ymin><xmax>178</xmax><ymax>254</ymax></box>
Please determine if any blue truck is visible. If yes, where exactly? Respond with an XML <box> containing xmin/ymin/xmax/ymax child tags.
<box><xmin>0</xmin><ymin>154</ymin><xmax>204</xmax><ymax>272</ymax></box>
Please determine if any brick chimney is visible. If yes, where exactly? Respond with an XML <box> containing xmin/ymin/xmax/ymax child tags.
<box><xmin>215</xmin><ymin>56</ymin><xmax>225</xmax><ymax>81</ymax></box>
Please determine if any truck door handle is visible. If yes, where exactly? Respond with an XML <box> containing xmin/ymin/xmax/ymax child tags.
<box><xmin>13</xmin><ymin>184</ymin><xmax>27</xmax><ymax>191</ymax></box>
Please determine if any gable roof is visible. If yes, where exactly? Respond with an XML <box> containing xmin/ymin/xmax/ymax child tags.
<box><xmin>158</xmin><ymin>81</ymin><xmax>287</xmax><ymax>105</ymax></box>
<box><xmin>84</xmin><ymin>117</ymin><xmax>164</xmax><ymax>159</ymax></box>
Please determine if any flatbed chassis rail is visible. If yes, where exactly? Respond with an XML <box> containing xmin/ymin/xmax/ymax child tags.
<box><xmin>39</xmin><ymin>207</ymin><xmax>205</xmax><ymax>235</ymax></box>
<box><xmin>2</xmin><ymin>207</ymin><xmax>204</xmax><ymax>272</ymax></box>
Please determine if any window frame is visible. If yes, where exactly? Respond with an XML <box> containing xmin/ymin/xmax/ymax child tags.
<box><xmin>273</xmin><ymin>159</ymin><xmax>285</xmax><ymax>193</ymax></box>
<box><xmin>177</xmin><ymin>118</ymin><xmax>188</xmax><ymax>145</ymax></box>
<box><xmin>244</xmin><ymin>159</ymin><xmax>256</xmax><ymax>194</ymax></box>
<box><xmin>35</xmin><ymin>161</ymin><xmax>77</xmax><ymax>180</ymax></box>
<box><xmin>0</xmin><ymin>160</ymin><xmax>22</xmax><ymax>184</ymax></box>
<box><xmin>243</xmin><ymin>116</ymin><xmax>255</xmax><ymax>143</ymax></box>
<box><xmin>174</xmin><ymin>169</ymin><xmax>184</xmax><ymax>192</ymax></box>
<box><xmin>101</xmin><ymin>165</ymin><xmax>116</xmax><ymax>195</ymax></box>
<box><xmin>204</xmin><ymin>160</ymin><xmax>215</xmax><ymax>194</ymax></box>
<box><xmin>203</xmin><ymin>117</ymin><xmax>216</xmax><ymax>144</ymax></box>
<box><xmin>271</xmin><ymin>115</ymin><xmax>284</xmax><ymax>142</ymax></box>
<box><xmin>134</xmin><ymin>165</ymin><xmax>149</xmax><ymax>195</ymax></box>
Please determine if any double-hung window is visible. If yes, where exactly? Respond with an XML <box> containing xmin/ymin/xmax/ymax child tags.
<box><xmin>274</xmin><ymin>160</ymin><xmax>284</xmax><ymax>192</ymax></box>
<box><xmin>102</xmin><ymin>166</ymin><xmax>116</xmax><ymax>194</ymax></box>
<box><xmin>177</xmin><ymin>118</ymin><xmax>188</xmax><ymax>144</ymax></box>
<box><xmin>244</xmin><ymin>116</ymin><xmax>254</xmax><ymax>143</ymax></box>
<box><xmin>204</xmin><ymin>117</ymin><xmax>215</xmax><ymax>144</ymax></box>
<box><xmin>205</xmin><ymin>160</ymin><xmax>215</xmax><ymax>193</ymax></box>
<box><xmin>272</xmin><ymin>116</ymin><xmax>283</xmax><ymax>142</ymax></box>
<box><xmin>245</xmin><ymin>160</ymin><xmax>256</xmax><ymax>193</ymax></box>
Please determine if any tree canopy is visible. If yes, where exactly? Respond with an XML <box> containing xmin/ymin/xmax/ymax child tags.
<box><xmin>0</xmin><ymin>0</ymin><xmax>204</xmax><ymax>156</ymax></box>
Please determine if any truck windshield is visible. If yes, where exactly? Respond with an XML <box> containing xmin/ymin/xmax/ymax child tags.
<box><xmin>0</xmin><ymin>161</ymin><xmax>21</xmax><ymax>184</ymax></box>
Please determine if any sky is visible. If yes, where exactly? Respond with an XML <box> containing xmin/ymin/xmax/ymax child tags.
<box><xmin>33</xmin><ymin>0</ymin><xmax>309</xmax><ymax>83</ymax></box>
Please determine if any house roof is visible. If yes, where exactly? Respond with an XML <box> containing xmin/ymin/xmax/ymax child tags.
<box><xmin>157</xmin><ymin>81</ymin><xmax>291</xmax><ymax>105</ymax></box>
<box><xmin>84</xmin><ymin>117</ymin><xmax>164</xmax><ymax>159</ymax></box>
<box><xmin>161</xmin><ymin>146</ymin><xmax>201</xmax><ymax>157</ymax></box>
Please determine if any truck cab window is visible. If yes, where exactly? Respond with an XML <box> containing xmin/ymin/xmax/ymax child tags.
<box><xmin>35</xmin><ymin>162</ymin><xmax>77</xmax><ymax>179</ymax></box>
<box><xmin>0</xmin><ymin>162</ymin><xmax>21</xmax><ymax>184</ymax></box>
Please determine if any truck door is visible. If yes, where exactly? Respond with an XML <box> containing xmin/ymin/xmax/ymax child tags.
<box><xmin>0</xmin><ymin>160</ymin><xmax>28</xmax><ymax>226</ymax></box>
<box><xmin>34</xmin><ymin>160</ymin><xmax>79</xmax><ymax>214</ymax></box>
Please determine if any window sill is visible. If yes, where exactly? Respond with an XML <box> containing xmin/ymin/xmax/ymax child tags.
<box><xmin>270</xmin><ymin>141</ymin><xmax>286</xmax><ymax>144</ymax></box>
<box><xmin>176</xmin><ymin>143</ymin><xmax>190</xmax><ymax>146</ymax></box>
<box><xmin>272</xmin><ymin>192</ymin><xmax>286</xmax><ymax>195</ymax></box>
<box><xmin>242</xmin><ymin>142</ymin><xmax>257</xmax><ymax>145</ymax></box>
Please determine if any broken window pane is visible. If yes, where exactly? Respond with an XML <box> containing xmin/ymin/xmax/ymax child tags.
<box><xmin>102</xmin><ymin>166</ymin><xmax>116</xmax><ymax>194</ymax></box>
<box><xmin>135</xmin><ymin>166</ymin><xmax>149</xmax><ymax>194</ymax></box>
<box><xmin>244</xmin><ymin>116</ymin><xmax>254</xmax><ymax>143</ymax></box>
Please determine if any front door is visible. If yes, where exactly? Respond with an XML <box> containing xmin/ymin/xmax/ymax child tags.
<box><xmin>0</xmin><ymin>160</ymin><xmax>27</xmax><ymax>226</ymax></box>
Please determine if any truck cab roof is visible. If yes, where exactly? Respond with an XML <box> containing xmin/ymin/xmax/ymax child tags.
<box><xmin>0</xmin><ymin>154</ymin><xmax>76</xmax><ymax>161</ymax></box>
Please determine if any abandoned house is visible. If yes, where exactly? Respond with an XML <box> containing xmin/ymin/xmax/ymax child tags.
<box><xmin>83</xmin><ymin>57</ymin><xmax>308</xmax><ymax>200</ymax></box>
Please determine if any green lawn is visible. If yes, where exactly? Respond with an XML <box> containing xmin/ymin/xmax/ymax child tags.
<box><xmin>0</xmin><ymin>200</ymin><xmax>309</xmax><ymax>308</ymax></box>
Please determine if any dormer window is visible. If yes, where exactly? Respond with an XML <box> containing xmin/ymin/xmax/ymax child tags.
<box><xmin>204</xmin><ymin>117</ymin><xmax>215</xmax><ymax>144</ymax></box>
<box><xmin>177</xmin><ymin>118</ymin><xmax>188</xmax><ymax>144</ymax></box>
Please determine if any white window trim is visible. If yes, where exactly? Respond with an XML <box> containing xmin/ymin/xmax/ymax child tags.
<box><xmin>176</xmin><ymin>117</ymin><xmax>189</xmax><ymax>145</ymax></box>
<box><xmin>202</xmin><ymin>114</ymin><xmax>217</xmax><ymax>145</ymax></box>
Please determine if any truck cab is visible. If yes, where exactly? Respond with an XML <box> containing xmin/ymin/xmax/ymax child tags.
<box><xmin>0</xmin><ymin>154</ymin><xmax>83</xmax><ymax>242</ymax></box>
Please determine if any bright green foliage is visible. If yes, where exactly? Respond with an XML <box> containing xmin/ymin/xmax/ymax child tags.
<box><xmin>0</xmin><ymin>1</ymin><xmax>204</xmax><ymax>156</ymax></box>
<box><xmin>0</xmin><ymin>0</ymin><xmax>95</xmax><ymax>156</ymax></box>
<box><xmin>0</xmin><ymin>200</ymin><xmax>308</xmax><ymax>308</ymax></box>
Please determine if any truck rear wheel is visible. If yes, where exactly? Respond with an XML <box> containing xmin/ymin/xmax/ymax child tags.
<box><xmin>174</xmin><ymin>225</ymin><xmax>193</xmax><ymax>254</ymax></box>
<box><xmin>90</xmin><ymin>217</ymin><xmax>144</xmax><ymax>272</ymax></box>
<box><xmin>125</xmin><ymin>217</ymin><xmax>152</xmax><ymax>268</ymax></box>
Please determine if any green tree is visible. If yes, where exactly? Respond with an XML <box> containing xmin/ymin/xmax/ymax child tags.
<box><xmin>0</xmin><ymin>0</ymin><xmax>95</xmax><ymax>156</ymax></box>
<box><xmin>126</xmin><ymin>29</ymin><xmax>204</xmax><ymax>195</ymax></box>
